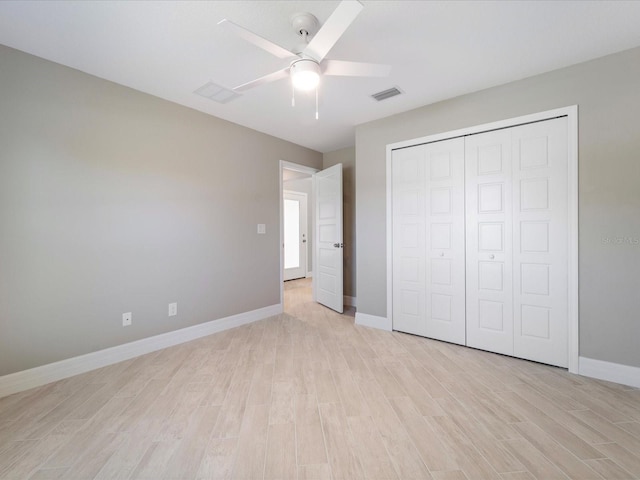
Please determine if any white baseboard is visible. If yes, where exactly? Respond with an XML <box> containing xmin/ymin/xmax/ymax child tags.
<box><xmin>355</xmin><ymin>312</ymin><xmax>392</xmax><ymax>331</ymax></box>
<box><xmin>306</xmin><ymin>271</ymin><xmax>313</xmax><ymax>278</ymax></box>
<box><xmin>344</xmin><ymin>295</ymin><xmax>357</xmax><ymax>307</ymax></box>
<box><xmin>579</xmin><ymin>356</ymin><xmax>640</xmax><ymax>389</ymax></box>
<box><xmin>0</xmin><ymin>303</ymin><xmax>282</xmax><ymax>399</ymax></box>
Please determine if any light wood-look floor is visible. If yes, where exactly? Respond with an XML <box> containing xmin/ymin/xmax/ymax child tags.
<box><xmin>2</xmin><ymin>278</ymin><xmax>640</xmax><ymax>479</ymax></box>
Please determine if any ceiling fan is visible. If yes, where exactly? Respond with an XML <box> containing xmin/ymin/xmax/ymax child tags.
<box><xmin>218</xmin><ymin>0</ymin><xmax>391</xmax><ymax>114</ymax></box>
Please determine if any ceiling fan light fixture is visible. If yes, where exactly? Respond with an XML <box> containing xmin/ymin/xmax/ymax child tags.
<box><xmin>291</xmin><ymin>59</ymin><xmax>320</xmax><ymax>91</ymax></box>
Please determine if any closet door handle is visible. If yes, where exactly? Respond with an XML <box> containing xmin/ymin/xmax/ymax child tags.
<box><xmin>489</xmin><ymin>254</ymin><xmax>495</xmax><ymax>259</ymax></box>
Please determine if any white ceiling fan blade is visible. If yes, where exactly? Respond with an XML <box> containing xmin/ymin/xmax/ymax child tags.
<box><xmin>323</xmin><ymin>59</ymin><xmax>391</xmax><ymax>77</ymax></box>
<box><xmin>233</xmin><ymin>68</ymin><xmax>290</xmax><ymax>92</ymax></box>
<box><xmin>303</xmin><ymin>0</ymin><xmax>363</xmax><ymax>63</ymax></box>
<box><xmin>218</xmin><ymin>19</ymin><xmax>295</xmax><ymax>59</ymax></box>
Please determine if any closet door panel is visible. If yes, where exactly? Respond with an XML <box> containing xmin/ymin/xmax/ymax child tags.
<box><xmin>465</xmin><ymin>130</ymin><xmax>514</xmax><ymax>356</ymax></box>
<box><xmin>392</xmin><ymin>138</ymin><xmax>466</xmax><ymax>344</ymax></box>
<box><xmin>512</xmin><ymin>117</ymin><xmax>568</xmax><ymax>367</ymax></box>
<box><xmin>425</xmin><ymin>138</ymin><xmax>466</xmax><ymax>345</ymax></box>
<box><xmin>392</xmin><ymin>145</ymin><xmax>427</xmax><ymax>336</ymax></box>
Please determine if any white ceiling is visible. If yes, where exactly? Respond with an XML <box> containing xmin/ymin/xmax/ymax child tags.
<box><xmin>1</xmin><ymin>1</ymin><xmax>640</xmax><ymax>153</ymax></box>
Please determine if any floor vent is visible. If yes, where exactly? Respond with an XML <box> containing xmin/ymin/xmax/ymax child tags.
<box><xmin>194</xmin><ymin>81</ymin><xmax>241</xmax><ymax>104</ymax></box>
<box><xmin>371</xmin><ymin>86</ymin><xmax>403</xmax><ymax>102</ymax></box>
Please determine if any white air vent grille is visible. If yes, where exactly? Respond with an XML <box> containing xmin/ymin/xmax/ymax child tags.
<box><xmin>194</xmin><ymin>81</ymin><xmax>241</xmax><ymax>104</ymax></box>
<box><xmin>371</xmin><ymin>87</ymin><xmax>403</xmax><ymax>101</ymax></box>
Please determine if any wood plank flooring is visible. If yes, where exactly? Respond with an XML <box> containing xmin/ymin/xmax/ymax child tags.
<box><xmin>1</xmin><ymin>278</ymin><xmax>640</xmax><ymax>479</ymax></box>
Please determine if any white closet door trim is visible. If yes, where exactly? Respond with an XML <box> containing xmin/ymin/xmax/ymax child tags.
<box><xmin>567</xmin><ymin>110</ymin><xmax>579</xmax><ymax>374</ymax></box>
<box><xmin>386</xmin><ymin>105</ymin><xmax>579</xmax><ymax>373</ymax></box>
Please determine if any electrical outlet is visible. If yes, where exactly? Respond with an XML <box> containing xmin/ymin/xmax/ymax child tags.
<box><xmin>122</xmin><ymin>312</ymin><xmax>132</xmax><ymax>327</ymax></box>
<box><xmin>168</xmin><ymin>302</ymin><xmax>177</xmax><ymax>317</ymax></box>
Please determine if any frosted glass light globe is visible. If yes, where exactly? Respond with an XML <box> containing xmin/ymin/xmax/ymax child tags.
<box><xmin>291</xmin><ymin>59</ymin><xmax>320</xmax><ymax>91</ymax></box>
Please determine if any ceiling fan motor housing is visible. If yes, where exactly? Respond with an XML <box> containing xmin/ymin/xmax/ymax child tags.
<box><xmin>290</xmin><ymin>12</ymin><xmax>319</xmax><ymax>37</ymax></box>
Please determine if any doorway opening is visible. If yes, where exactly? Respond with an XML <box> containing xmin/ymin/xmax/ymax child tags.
<box><xmin>283</xmin><ymin>189</ymin><xmax>308</xmax><ymax>281</ymax></box>
<box><xmin>279</xmin><ymin>160</ymin><xmax>345</xmax><ymax>313</ymax></box>
<box><xmin>279</xmin><ymin>161</ymin><xmax>318</xmax><ymax>307</ymax></box>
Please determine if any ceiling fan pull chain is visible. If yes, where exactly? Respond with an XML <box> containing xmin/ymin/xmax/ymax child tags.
<box><xmin>315</xmin><ymin>86</ymin><xmax>319</xmax><ymax>120</ymax></box>
<box><xmin>292</xmin><ymin>83</ymin><xmax>296</xmax><ymax>107</ymax></box>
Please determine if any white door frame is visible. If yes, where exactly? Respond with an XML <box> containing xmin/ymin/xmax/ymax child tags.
<box><xmin>279</xmin><ymin>160</ymin><xmax>320</xmax><ymax>307</ymax></box>
<box><xmin>385</xmin><ymin>106</ymin><xmax>579</xmax><ymax>373</ymax></box>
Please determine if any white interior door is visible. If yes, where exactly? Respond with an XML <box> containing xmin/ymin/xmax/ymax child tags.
<box><xmin>283</xmin><ymin>190</ymin><xmax>308</xmax><ymax>281</ymax></box>
<box><xmin>314</xmin><ymin>164</ymin><xmax>343</xmax><ymax>313</ymax></box>
<box><xmin>465</xmin><ymin>129</ymin><xmax>515</xmax><ymax>356</ymax></box>
<box><xmin>392</xmin><ymin>138</ymin><xmax>466</xmax><ymax>344</ymax></box>
<box><xmin>511</xmin><ymin>117</ymin><xmax>568</xmax><ymax>367</ymax></box>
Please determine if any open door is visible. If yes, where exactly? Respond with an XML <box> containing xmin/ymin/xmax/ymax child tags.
<box><xmin>314</xmin><ymin>164</ymin><xmax>344</xmax><ymax>313</ymax></box>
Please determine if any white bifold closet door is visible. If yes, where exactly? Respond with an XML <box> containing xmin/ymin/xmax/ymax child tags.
<box><xmin>465</xmin><ymin>128</ymin><xmax>514</xmax><ymax>356</ymax></box>
<box><xmin>392</xmin><ymin>138</ymin><xmax>466</xmax><ymax>345</ymax></box>
<box><xmin>466</xmin><ymin>117</ymin><xmax>569</xmax><ymax>367</ymax></box>
<box><xmin>392</xmin><ymin>116</ymin><xmax>569</xmax><ymax>368</ymax></box>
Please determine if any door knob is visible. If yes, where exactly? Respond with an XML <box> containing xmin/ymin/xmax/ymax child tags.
<box><xmin>489</xmin><ymin>254</ymin><xmax>495</xmax><ymax>259</ymax></box>
<box><xmin>333</xmin><ymin>243</ymin><xmax>344</xmax><ymax>248</ymax></box>
<box><xmin>440</xmin><ymin>252</ymin><xmax>445</xmax><ymax>257</ymax></box>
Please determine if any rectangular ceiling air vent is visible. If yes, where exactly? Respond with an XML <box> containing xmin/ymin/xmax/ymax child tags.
<box><xmin>371</xmin><ymin>86</ymin><xmax>403</xmax><ymax>102</ymax></box>
<box><xmin>194</xmin><ymin>81</ymin><xmax>241</xmax><ymax>104</ymax></box>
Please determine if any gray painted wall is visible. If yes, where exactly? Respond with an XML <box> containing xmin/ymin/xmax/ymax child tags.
<box><xmin>356</xmin><ymin>46</ymin><xmax>640</xmax><ymax>368</ymax></box>
<box><xmin>323</xmin><ymin>147</ymin><xmax>356</xmax><ymax>299</ymax></box>
<box><xmin>0</xmin><ymin>45</ymin><xmax>322</xmax><ymax>376</ymax></box>
<box><xmin>283</xmin><ymin>177</ymin><xmax>313</xmax><ymax>273</ymax></box>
